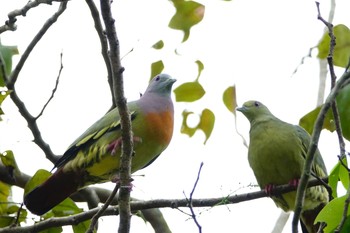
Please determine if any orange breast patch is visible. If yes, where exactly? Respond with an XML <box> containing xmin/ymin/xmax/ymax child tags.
<box><xmin>144</xmin><ymin>111</ymin><xmax>174</xmax><ymax>145</ymax></box>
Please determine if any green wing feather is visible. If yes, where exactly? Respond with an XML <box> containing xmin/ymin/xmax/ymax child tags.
<box><xmin>54</xmin><ymin>107</ymin><xmax>137</xmax><ymax>169</ymax></box>
<box><xmin>295</xmin><ymin>125</ymin><xmax>328</xmax><ymax>177</ymax></box>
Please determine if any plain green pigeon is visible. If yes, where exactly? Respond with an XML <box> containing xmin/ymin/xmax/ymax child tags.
<box><xmin>237</xmin><ymin>100</ymin><xmax>329</xmax><ymax>233</ymax></box>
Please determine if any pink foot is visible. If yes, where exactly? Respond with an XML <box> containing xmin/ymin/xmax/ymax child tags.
<box><xmin>264</xmin><ymin>184</ymin><xmax>275</xmax><ymax>196</ymax></box>
<box><xmin>107</xmin><ymin>138</ymin><xmax>122</xmax><ymax>155</ymax></box>
<box><xmin>288</xmin><ymin>178</ymin><xmax>299</xmax><ymax>187</ymax></box>
<box><xmin>110</xmin><ymin>175</ymin><xmax>134</xmax><ymax>191</ymax></box>
<box><xmin>107</xmin><ymin>136</ymin><xmax>143</xmax><ymax>155</ymax></box>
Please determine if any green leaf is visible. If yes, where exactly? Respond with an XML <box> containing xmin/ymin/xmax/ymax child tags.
<box><xmin>0</xmin><ymin>150</ymin><xmax>20</xmax><ymax>178</ymax></box>
<box><xmin>169</xmin><ymin>0</ymin><xmax>205</xmax><ymax>42</ymax></box>
<box><xmin>174</xmin><ymin>81</ymin><xmax>205</xmax><ymax>102</ymax></box>
<box><xmin>0</xmin><ymin>216</ymin><xmax>14</xmax><ymax>228</ymax></box>
<box><xmin>0</xmin><ymin>41</ymin><xmax>19</xmax><ymax>86</ymax></box>
<box><xmin>338</xmin><ymin>158</ymin><xmax>349</xmax><ymax>190</ymax></box>
<box><xmin>299</xmin><ymin>84</ymin><xmax>350</xmax><ymax>141</ymax></box>
<box><xmin>0</xmin><ymin>90</ymin><xmax>10</xmax><ymax>103</ymax></box>
<box><xmin>181</xmin><ymin>110</ymin><xmax>197</xmax><ymax>137</ymax></box>
<box><xmin>6</xmin><ymin>205</ymin><xmax>27</xmax><ymax>224</ymax></box>
<box><xmin>223</xmin><ymin>85</ymin><xmax>237</xmax><ymax>114</ymax></box>
<box><xmin>336</xmin><ymin>84</ymin><xmax>350</xmax><ymax>140</ymax></box>
<box><xmin>318</xmin><ymin>24</ymin><xmax>350</xmax><ymax>68</ymax></box>
<box><xmin>23</xmin><ymin>169</ymin><xmax>51</xmax><ymax>196</ymax></box>
<box><xmin>50</xmin><ymin>198</ymin><xmax>82</xmax><ymax>217</ymax></box>
<box><xmin>0</xmin><ymin>181</ymin><xmax>10</xmax><ymax>214</ymax></box>
<box><xmin>329</xmin><ymin>157</ymin><xmax>349</xmax><ymax>199</ymax></box>
<box><xmin>72</xmin><ymin>218</ymin><xmax>91</xmax><ymax>233</ymax></box>
<box><xmin>0</xmin><ymin>90</ymin><xmax>11</xmax><ymax>121</ymax></box>
<box><xmin>328</xmin><ymin>162</ymin><xmax>340</xmax><ymax>199</ymax></box>
<box><xmin>195</xmin><ymin>60</ymin><xmax>204</xmax><ymax>80</ymax></box>
<box><xmin>152</xmin><ymin>40</ymin><xmax>164</xmax><ymax>50</ymax></box>
<box><xmin>299</xmin><ymin>105</ymin><xmax>335</xmax><ymax>134</ymax></box>
<box><xmin>150</xmin><ymin>60</ymin><xmax>164</xmax><ymax>81</ymax></box>
<box><xmin>198</xmin><ymin>108</ymin><xmax>215</xmax><ymax>144</ymax></box>
<box><xmin>181</xmin><ymin>108</ymin><xmax>215</xmax><ymax>144</ymax></box>
<box><xmin>315</xmin><ymin>195</ymin><xmax>350</xmax><ymax>233</ymax></box>
<box><xmin>0</xmin><ymin>181</ymin><xmax>27</xmax><ymax>227</ymax></box>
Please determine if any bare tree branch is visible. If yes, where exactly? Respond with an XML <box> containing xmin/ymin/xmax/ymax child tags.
<box><xmin>84</xmin><ymin>0</ymin><xmax>114</xmax><ymax>107</ymax></box>
<box><xmin>0</xmin><ymin>0</ymin><xmax>66</xmax><ymax>33</ymax></box>
<box><xmin>0</xmin><ymin>176</ymin><xmax>329</xmax><ymax>233</ymax></box>
<box><xmin>6</xmin><ymin>2</ymin><xmax>67</xmax><ymax>165</ymax></box>
<box><xmin>100</xmin><ymin>1</ymin><xmax>133</xmax><ymax>232</ymax></box>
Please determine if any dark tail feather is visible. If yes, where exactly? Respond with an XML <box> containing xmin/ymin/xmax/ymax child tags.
<box><xmin>24</xmin><ymin>168</ymin><xmax>80</xmax><ymax>215</ymax></box>
<box><xmin>301</xmin><ymin>204</ymin><xmax>325</xmax><ymax>233</ymax></box>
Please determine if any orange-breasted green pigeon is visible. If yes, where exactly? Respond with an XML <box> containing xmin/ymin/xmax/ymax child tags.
<box><xmin>24</xmin><ymin>74</ymin><xmax>176</xmax><ymax>215</ymax></box>
<box><xmin>237</xmin><ymin>100</ymin><xmax>329</xmax><ymax>233</ymax></box>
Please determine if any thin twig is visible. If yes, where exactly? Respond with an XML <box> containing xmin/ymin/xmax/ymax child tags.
<box><xmin>87</xmin><ymin>183</ymin><xmax>120</xmax><ymax>233</ymax></box>
<box><xmin>315</xmin><ymin>0</ymin><xmax>336</xmax><ymax>106</ymax></box>
<box><xmin>187</xmin><ymin>162</ymin><xmax>204</xmax><ymax>233</ymax></box>
<box><xmin>292</xmin><ymin>46</ymin><xmax>315</xmax><ymax>76</ymax></box>
<box><xmin>36</xmin><ymin>52</ymin><xmax>64</xmax><ymax>119</ymax></box>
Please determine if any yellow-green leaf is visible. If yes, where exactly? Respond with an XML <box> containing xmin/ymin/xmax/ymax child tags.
<box><xmin>174</xmin><ymin>81</ymin><xmax>205</xmax><ymax>102</ymax></box>
<box><xmin>0</xmin><ymin>216</ymin><xmax>14</xmax><ymax>228</ymax></box>
<box><xmin>0</xmin><ymin>41</ymin><xmax>19</xmax><ymax>86</ymax></box>
<box><xmin>317</xmin><ymin>24</ymin><xmax>350</xmax><ymax>68</ymax></box>
<box><xmin>328</xmin><ymin>162</ymin><xmax>340</xmax><ymax>199</ymax></box>
<box><xmin>329</xmin><ymin>156</ymin><xmax>348</xmax><ymax>199</ymax></box>
<box><xmin>23</xmin><ymin>169</ymin><xmax>51</xmax><ymax>196</ymax></box>
<box><xmin>195</xmin><ymin>60</ymin><xmax>204</xmax><ymax>80</ymax></box>
<box><xmin>51</xmin><ymin>198</ymin><xmax>82</xmax><ymax>217</ymax></box>
<box><xmin>181</xmin><ymin>110</ymin><xmax>197</xmax><ymax>137</ymax></box>
<box><xmin>152</xmin><ymin>40</ymin><xmax>164</xmax><ymax>50</ymax></box>
<box><xmin>223</xmin><ymin>85</ymin><xmax>237</xmax><ymax>114</ymax></box>
<box><xmin>336</xmin><ymin>84</ymin><xmax>350</xmax><ymax>140</ymax></box>
<box><xmin>315</xmin><ymin>195</ymin><xmax>350</xmax><ymax>233</ymax></box>
<box><xmin>181</xmin><ymin>108</ymin><xmax>215</xmax><ymax>144</ymax></box>
<box><xmin>0</xmin><ymin>181</ymin><xmax>10</xmax><ymax>214</ymax></box>
<box><xmin>198</xmin><ymin>108</ymin><xmax>215</xmax><ymax>144</ymax></box>
<box><xmin>299</xmin><ymin>84</ymin><xmax>350</xmax><ymax>141</ymax></box>
<box><xmin>150</xmin><ymin>60</ymin><xmax>164</xmax><ymax>81</ymax></box>
<box><xmin>0</xmin><ymin>90</ymin><xmax>11</xmax><ymax>121</ymax></box>
<box><xmin>0</xmin><ymin>150</ymin><xmax>19</xmax><ymax>178</ymax></box>
<box><xmin>169</xmin><ymin>0</ymin><xmax>205</xmax><ymax>42</ymax></box>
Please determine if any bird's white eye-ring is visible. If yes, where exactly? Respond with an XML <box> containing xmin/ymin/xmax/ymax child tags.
<box><xmin>155</xmin><ymin>76</ymin><xmax>160</xmax><ymax>81</ymax></box>
<box><xmin>254</xmin><ymin>101</ymin><xmax>260</xmax><ymax>107</ymax></box>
